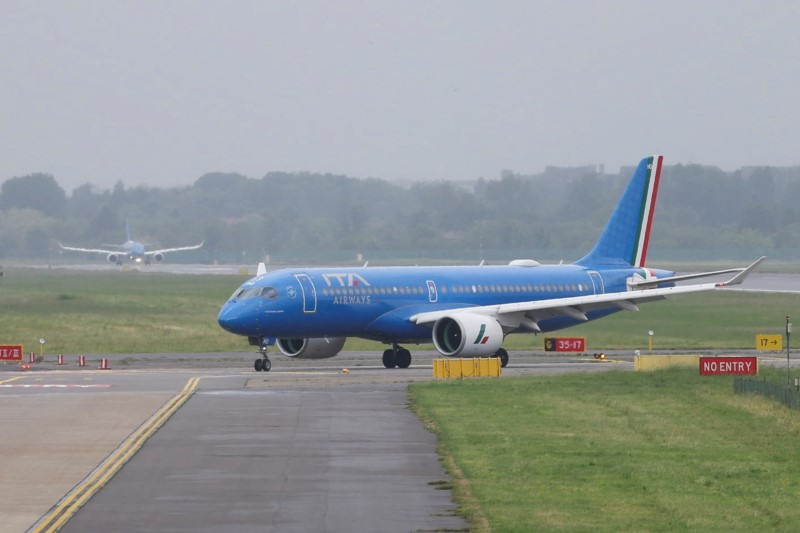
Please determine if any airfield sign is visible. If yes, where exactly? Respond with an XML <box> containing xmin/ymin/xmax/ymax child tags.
<box><xmin>0</xmin><ymin>345</ymin><xmax>23</xmax><ymax>361</ymax></box>
<box><xmin>756</xmin><ymin>334</ymin><xmax>782</xmax><ymax>351</ymax></box>
<box><xmin>544</xmin><ymin>337</ymin><xmax>586</xmax><ymax>352</ymax></box>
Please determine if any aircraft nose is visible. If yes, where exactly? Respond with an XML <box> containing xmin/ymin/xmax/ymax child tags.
<box><xmin>217</xmin><ymin>306</ymin><xmax>243</xmax><ymax>334</ymax></box>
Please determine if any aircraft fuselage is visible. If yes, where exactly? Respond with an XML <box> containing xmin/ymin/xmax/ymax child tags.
<box><xmin>217</xmin><ymin>263</ymin><xmax>674</xmax><ymax>342</ymax></box>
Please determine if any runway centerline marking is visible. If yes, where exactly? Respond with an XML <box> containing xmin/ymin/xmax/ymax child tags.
<box><xmin>30</xmin><ymin>377</ymin><xmax>201</xmax><ymax>533</ymax></box>
<box><xmin>0</xmin><ymin>384</ymin><xmax>112</xmax><ymax>388</ymax></box>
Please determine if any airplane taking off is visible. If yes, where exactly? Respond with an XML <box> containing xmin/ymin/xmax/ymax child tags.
<box><xmin>218</xmin><ymin>156</ymin><xmax>764</xmax><ymax>372</ymax></box>
<box><xmin>58</xmin><ymin>222</ymin><xmax>204</xmax><ymax>266</ymax></box>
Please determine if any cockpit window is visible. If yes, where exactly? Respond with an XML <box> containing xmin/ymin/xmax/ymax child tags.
<box><xmin>229</xmin><ymin>286</ymin><xmax>279</xmax><ymax>302</ymax></box>
<box><xmin>234</xmin><ymin>287</ymin><xmax>261</xmax><ymax>300</ymax></box>
<box><xmin>260</xmin><ymin>286</ymin><xmax>278</xmax><ymax>299</ymax></box>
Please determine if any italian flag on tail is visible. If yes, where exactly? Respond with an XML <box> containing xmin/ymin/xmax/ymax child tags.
<box><xmin>632</xmin><ymin>155</ymin><xmax>663</xmax><ymax>267</ymax></box>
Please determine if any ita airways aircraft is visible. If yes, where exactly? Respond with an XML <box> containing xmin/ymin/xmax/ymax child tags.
<box><xmin>218</xmin><ymin>156</ymin><xmax>764</xmax><ymax>372</ymax></box>
<box><xmin>59</xmin><ymin>222</ymin><xmax>204</xmax><ymax>266</ymax></box>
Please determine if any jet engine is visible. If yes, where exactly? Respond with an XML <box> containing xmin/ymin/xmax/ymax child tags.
<box><xmin>432</xmin><ymin>314</ymin><xmax>503</xmax><ymax>357</ymax></box>
<box><xmin>107</xmin><ymin>253</ymin><xmax>119</xmax><ymax>263</ymax></box>
<box><xmin>153</xmin><ymin>253</ymin><xmax>164</xmax><ymax>262</ymax></box>
<box><xmin>276</xmin><ymin>337</ymin><xmax>346</xmax><ymax>359</ymax></box>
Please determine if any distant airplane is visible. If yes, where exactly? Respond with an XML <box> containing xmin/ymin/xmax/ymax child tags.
<box><xmin>58</xmin><ymin>222</ymin><xmax>204</xmax><ymax>265</ymax></box>
<box><xmin>218</xmin><ymin>156</ymin><xmax>764</xmax><ymax>372</ymax></box>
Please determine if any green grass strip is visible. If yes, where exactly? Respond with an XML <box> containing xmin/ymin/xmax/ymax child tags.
<box><xmin>410</xmin><ymin>367</ymin><xmax>800</xmax><ymax>532</ymax></box>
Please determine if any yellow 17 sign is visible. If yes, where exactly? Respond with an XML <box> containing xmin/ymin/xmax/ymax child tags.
<box><xmin>756</xmin><ymin>334</ymin><xmax>783</xmax><ymax>351</ymax></box>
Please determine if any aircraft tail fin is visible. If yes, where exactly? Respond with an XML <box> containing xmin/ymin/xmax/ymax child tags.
<box><xmin>576</xmin><ymin>155</ymin><xmax>663</xmax><ymax>268</ymax></box>
<box><xmin>126</xmin><ymin>220</ymin><xmax>132</xmax><ymax>242</ymax></box>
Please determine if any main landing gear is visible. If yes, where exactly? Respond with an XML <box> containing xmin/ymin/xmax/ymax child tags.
<box><xmin>254</xmin><ymin>343</ymin><xmax>271</xmax><ymax>372</ymax></box>
<box><xmin>494</xmin><ymin>347</ymin><xmax>509</xmax><ymax>368</ymax></box>
<box><xmin>382</xmin><ymin>345</ymin><xmax>509</xmax><ymax>368</ymax></box>
<box><xmin>383</xmin><ymin>344</ymin><xmax>412</xmax><ymax>369</ymax></box>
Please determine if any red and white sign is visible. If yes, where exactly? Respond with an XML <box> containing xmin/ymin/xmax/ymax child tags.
<box><xmin>0</xmin><ymin>345</ymin><xmax>23</xmax><ymax>362</ymax></box>
<box><xmin>699</xmin><ymin>357</ymin><xmax>758</xmax><ymax>376</ymax></box>
<box><xmin>544</xmin><ymin>337</ymin><xmax>586</xmax><ymax>352</ymax></box>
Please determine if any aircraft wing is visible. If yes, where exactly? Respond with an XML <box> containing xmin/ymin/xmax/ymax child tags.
<box><xmin>147</xmin><ymin>241</ymin><xmax>204</xmax><ymax>255</ymax></box>
<box><xmin>58</xmin><ymin>243</ymin><xmax>122</xmax><ymax>255</ymax></box>
<box><xmin>411</xmin><ymin>257</ymin><xmax>764</xmax><ymax>332</ymax></box>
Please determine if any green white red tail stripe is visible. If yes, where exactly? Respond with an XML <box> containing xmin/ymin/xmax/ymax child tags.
<box><xmin>632</xmin><ymin>155</ymin><xmax>663</xmax><ymax>267</ymax></box>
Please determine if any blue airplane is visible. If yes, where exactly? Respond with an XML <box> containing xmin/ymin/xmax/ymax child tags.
<box><xmin>218</xmin><ymin>156</ymin><xmax>764</xmax><ymax>371</ymax></box>
<box><xmin>59</xmin><ymin>221</ymin><xmax>204</xmax><ymax>266</ymax></box>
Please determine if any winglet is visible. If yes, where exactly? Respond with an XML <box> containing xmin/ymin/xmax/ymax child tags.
<box><xmin>256</xmin><ymin>262</ymin><xmax>267</xmax><ymax>276</ymax></box>
<box><xmin>716</xmin><ymin>256</ymin><xmax>766</xmax><ymax>287</ymax></box>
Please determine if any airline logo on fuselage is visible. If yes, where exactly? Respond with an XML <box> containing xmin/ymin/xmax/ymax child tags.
<box><xmin>321</xmin><ymin>273</ymin><xmax>371</xmax><ymax>287</ymax></box>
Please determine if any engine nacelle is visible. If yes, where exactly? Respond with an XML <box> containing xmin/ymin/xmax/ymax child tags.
<box><xmin>276</xmin><ymin>337</ymin><xmax>346</xmax><ymax>359</ymax></box>
<box><xmin>107</xmin><ymin>253</ymin><xmax>119</xmax><ymax>263</ymax></box>
<box><xmin>153</xmin><ymin>253</ymin><xmax>164</xmax><ymax>262</ymax></box>
<box><xmin>432</xmin><ymin>314</ymin><xmax>503</xmax><ymax>357</ymax></box>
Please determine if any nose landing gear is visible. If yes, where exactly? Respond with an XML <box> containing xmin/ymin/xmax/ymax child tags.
<box><xmin>254</xmin><ymin>342</ymin><xmax>271</xmax><ymax>372</ymax></box>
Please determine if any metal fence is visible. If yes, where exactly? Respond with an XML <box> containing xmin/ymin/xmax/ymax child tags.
<box><xmin>733</xmin><ymin>378</ymin><xmax>800</xmax><ymax>410</ymax></box>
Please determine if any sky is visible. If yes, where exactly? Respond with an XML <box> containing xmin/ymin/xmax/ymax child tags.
<box><xmin>2</xmin><ymin>1</ymin><xmax>799</xmax><ymax>192</ymax></box>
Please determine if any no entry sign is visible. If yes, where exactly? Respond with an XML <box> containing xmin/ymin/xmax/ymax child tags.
<box><xmin>699</xmin><ymin>357</ymin><xmax>758</xmax><ymax>376</ymax></box>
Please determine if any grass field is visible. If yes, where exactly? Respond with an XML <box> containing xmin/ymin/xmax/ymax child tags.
<box><xmin>410</xmin><ymin>366</ymin><xmax>800</xmax><ymax>532</ymax></box>
<box><xmin>0</xmin><ymin>268</ymin><xmax>251</xmax><ymax>353</ymax></box>
<box><xmin>1</xmin><ymin>267</ymin><xmax>799</xmax><ymax>354</ymax></box>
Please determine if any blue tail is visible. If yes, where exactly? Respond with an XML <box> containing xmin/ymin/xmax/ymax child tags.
<box><xmin>575</xmin><ymin>155</ymin><xmax>663</xmax><ymax>268</ymax></box>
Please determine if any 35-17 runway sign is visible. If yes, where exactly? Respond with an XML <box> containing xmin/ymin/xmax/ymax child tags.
<box><xmin>544</xmin><ymin>337</ymin><xmax>586</xmax><ymax>352</ymax></box>
<box><xmin>0</xmin><ymin>345</ymin><xmax>23</xmax><ymax>361</ymax></box>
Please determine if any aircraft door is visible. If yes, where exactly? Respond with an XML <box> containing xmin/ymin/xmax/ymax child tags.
<box><xmin>426</xmin><ymin>280</ymin><xmax>438</xmax><ymax>302</ymax></box>
<box><xmin>294</xmin><ymin>273</ymin><xmax>317</xmax><ymax>313</ymax></box>
<box><xmin>588</xmin><ymin>271</ymin><xmax>605</xmax><ymax>294</ymax></box>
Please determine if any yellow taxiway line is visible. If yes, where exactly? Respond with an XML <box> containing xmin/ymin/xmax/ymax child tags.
<box><xmin>0</xmin><ymin>376</ymin><xmax>25</xmax><ymax>385</ymax></box>
<box><xmin>31</xmin><ymin>377</ymin><xmax>200</xmax><ymax>532</ymax></box>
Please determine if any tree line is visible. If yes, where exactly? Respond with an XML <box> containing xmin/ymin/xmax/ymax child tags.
<box><xmin>1</xmin><ymin>162</ymin><xmax>798</xmax><ymax>263</ymax></box>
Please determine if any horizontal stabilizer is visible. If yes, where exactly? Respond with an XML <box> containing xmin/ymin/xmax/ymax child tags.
<box><xmin>628</xmin><ymin>257</ymin><xmax>766</xmax><ymax>289</ymax></box>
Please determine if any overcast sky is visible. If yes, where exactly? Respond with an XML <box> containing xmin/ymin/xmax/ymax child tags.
<box><xmin>2</xmin><ymin>1</ymin><xmax>799</xmax><ymax>192</ymax></box>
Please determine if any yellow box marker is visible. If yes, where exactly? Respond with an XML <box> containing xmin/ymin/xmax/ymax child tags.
<box><xmin>433</xmin><ymin>358</ymin><xmax>501</xmax><ymax>379</ymax></box>
<box><xmin>634</xmin><ymin>355</ymin><xmax>700</xmax><ymax>371</ymax></box>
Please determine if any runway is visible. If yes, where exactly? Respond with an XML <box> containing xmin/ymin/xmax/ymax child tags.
<box><xmin>1</xmin><ymin>353</ymin><xmax>628</xmax><ymax>533</ymax></box>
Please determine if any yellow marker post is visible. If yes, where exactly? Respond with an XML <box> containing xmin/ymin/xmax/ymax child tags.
<box><xmin>756</xmin><ymin>334</ymin><xmax>783</xmax><ymax>351</ymax></box>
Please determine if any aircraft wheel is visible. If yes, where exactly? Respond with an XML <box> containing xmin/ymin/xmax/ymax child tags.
<box><xmin>395</xmin><ymin>348</ymin><xmax>411</xmax><ymax>368</ymax></box>
<box><xmin>254</xmin><ymin>358</ymin><xmax>263</xmax><ymax>372</ymax></box>
<box><xmin>262</xmin><ymin>357</ymin><xmax>271</xmax><ymax>372</ymax></box>
<box><xmin>495</xmin><ymin>348</ymin><xmax>509</xmax><ymax>368</ymax></box>
<box><xmin>382</xmin><ymin>348</ymin><xmax>396</xmax><ymax>368</ymax></box>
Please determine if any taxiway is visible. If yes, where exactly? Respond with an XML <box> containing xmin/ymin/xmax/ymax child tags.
<box><xmin>3</xmin><ymin>352</ymin><xmax>626</xmax><ymax>532</ymax></box>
